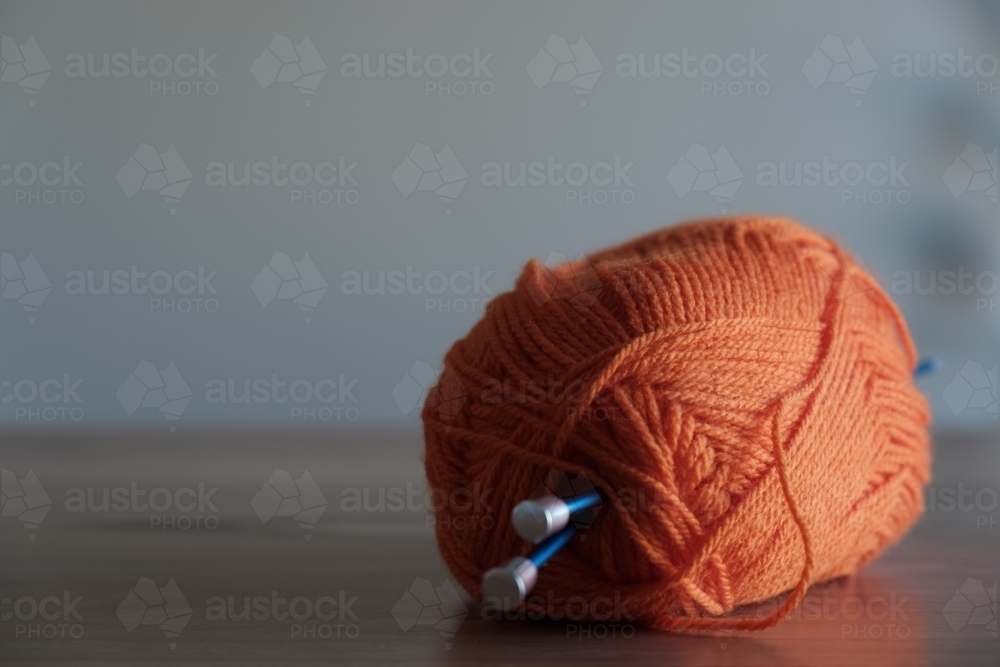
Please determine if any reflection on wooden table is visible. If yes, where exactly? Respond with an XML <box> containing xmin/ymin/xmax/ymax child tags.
<box><xmin>1</xmin><ymin>430</ymin><xmax>996</xmax><ymax>665</ymax></box>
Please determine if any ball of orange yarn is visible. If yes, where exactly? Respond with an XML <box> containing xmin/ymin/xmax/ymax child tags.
<box><xmin>422</xmin><ymin>216</ymin><xmax>930</xmax><ymax>631</ymax></box>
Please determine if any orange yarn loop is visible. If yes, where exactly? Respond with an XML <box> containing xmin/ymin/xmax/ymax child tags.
<box><xmin>422</xmin><ymin>216</ymin><xmax>931</xmax><ymax>632</ymax></box>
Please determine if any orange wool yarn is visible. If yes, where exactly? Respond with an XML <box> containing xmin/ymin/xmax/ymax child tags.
<box><xmin>422</xmin><ymin>216</ymin><xmax>931</xmax><ymax>632</ymax></box>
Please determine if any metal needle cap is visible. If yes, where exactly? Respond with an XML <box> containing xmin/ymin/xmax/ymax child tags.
<box><xmin>481</xmin><ymin>557</ymin><xmax>538</xmax><ymax>611</ymax></box>
<box><xmin>511</xmin><ymin>496</ymin><xmax>571</xmax><ymax>543</ymax></box>
<box><xmin>511</xmin><ymin>490</ymin><xmax>603</xmax><ymax>543</ymax></box>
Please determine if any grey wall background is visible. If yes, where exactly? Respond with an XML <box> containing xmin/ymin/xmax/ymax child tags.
<box><xmin>1</xmin><ymin>0</ymin><xmax>997</xmax><ymax>433</ymax></box>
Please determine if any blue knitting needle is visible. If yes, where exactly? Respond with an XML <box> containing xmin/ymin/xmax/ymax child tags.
<box><xmin>482</xmin><ymin>522</ymin><xmax>579</xmax><ymax>610</ymax></box>
<box><xmin>511</xmin><ymin>489</ymin><xmax>603</xmax><ymax>543</ymax></box>
<box><xmin>914</xmin><ymin>357</ymin><xmax>940</xmax><ymax>378</ymax></box>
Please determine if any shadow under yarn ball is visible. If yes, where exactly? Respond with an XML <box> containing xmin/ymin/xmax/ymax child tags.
<box><xmin>422</xmin><ymin>216</ymin><xmax>931</xmax><ymax>632</ymax></box>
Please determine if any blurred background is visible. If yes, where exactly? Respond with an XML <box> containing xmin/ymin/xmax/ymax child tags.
<box><xmin>1</xmin><ymin>0</ymin><xmax>996</xmax><ymax>434</ymax></box>
<box><xmin>0</xmin><ymin>1</ymin><xmax>997</xmax><ymax>664</ymax></box>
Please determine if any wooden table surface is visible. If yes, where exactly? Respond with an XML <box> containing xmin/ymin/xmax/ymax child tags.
<box><xmin>1</xmin><ymin>429</ymin><xmax>997</xmax><ymax>666</ymax></box>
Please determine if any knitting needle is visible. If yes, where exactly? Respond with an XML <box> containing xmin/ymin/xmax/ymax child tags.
<box><xmin>914</xmin><ymin>357</ymin><xmax>941</xmax><ymax>378</ymax></box>
<box><xmin>481</xmin><ymin>522</ymin><xmax>579</xmax><ymax>610</ymax></box>
<box><xmin>511</xmin><ymin>489</ymin><xmax>603</xmax><ymax>543</ymax></box>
